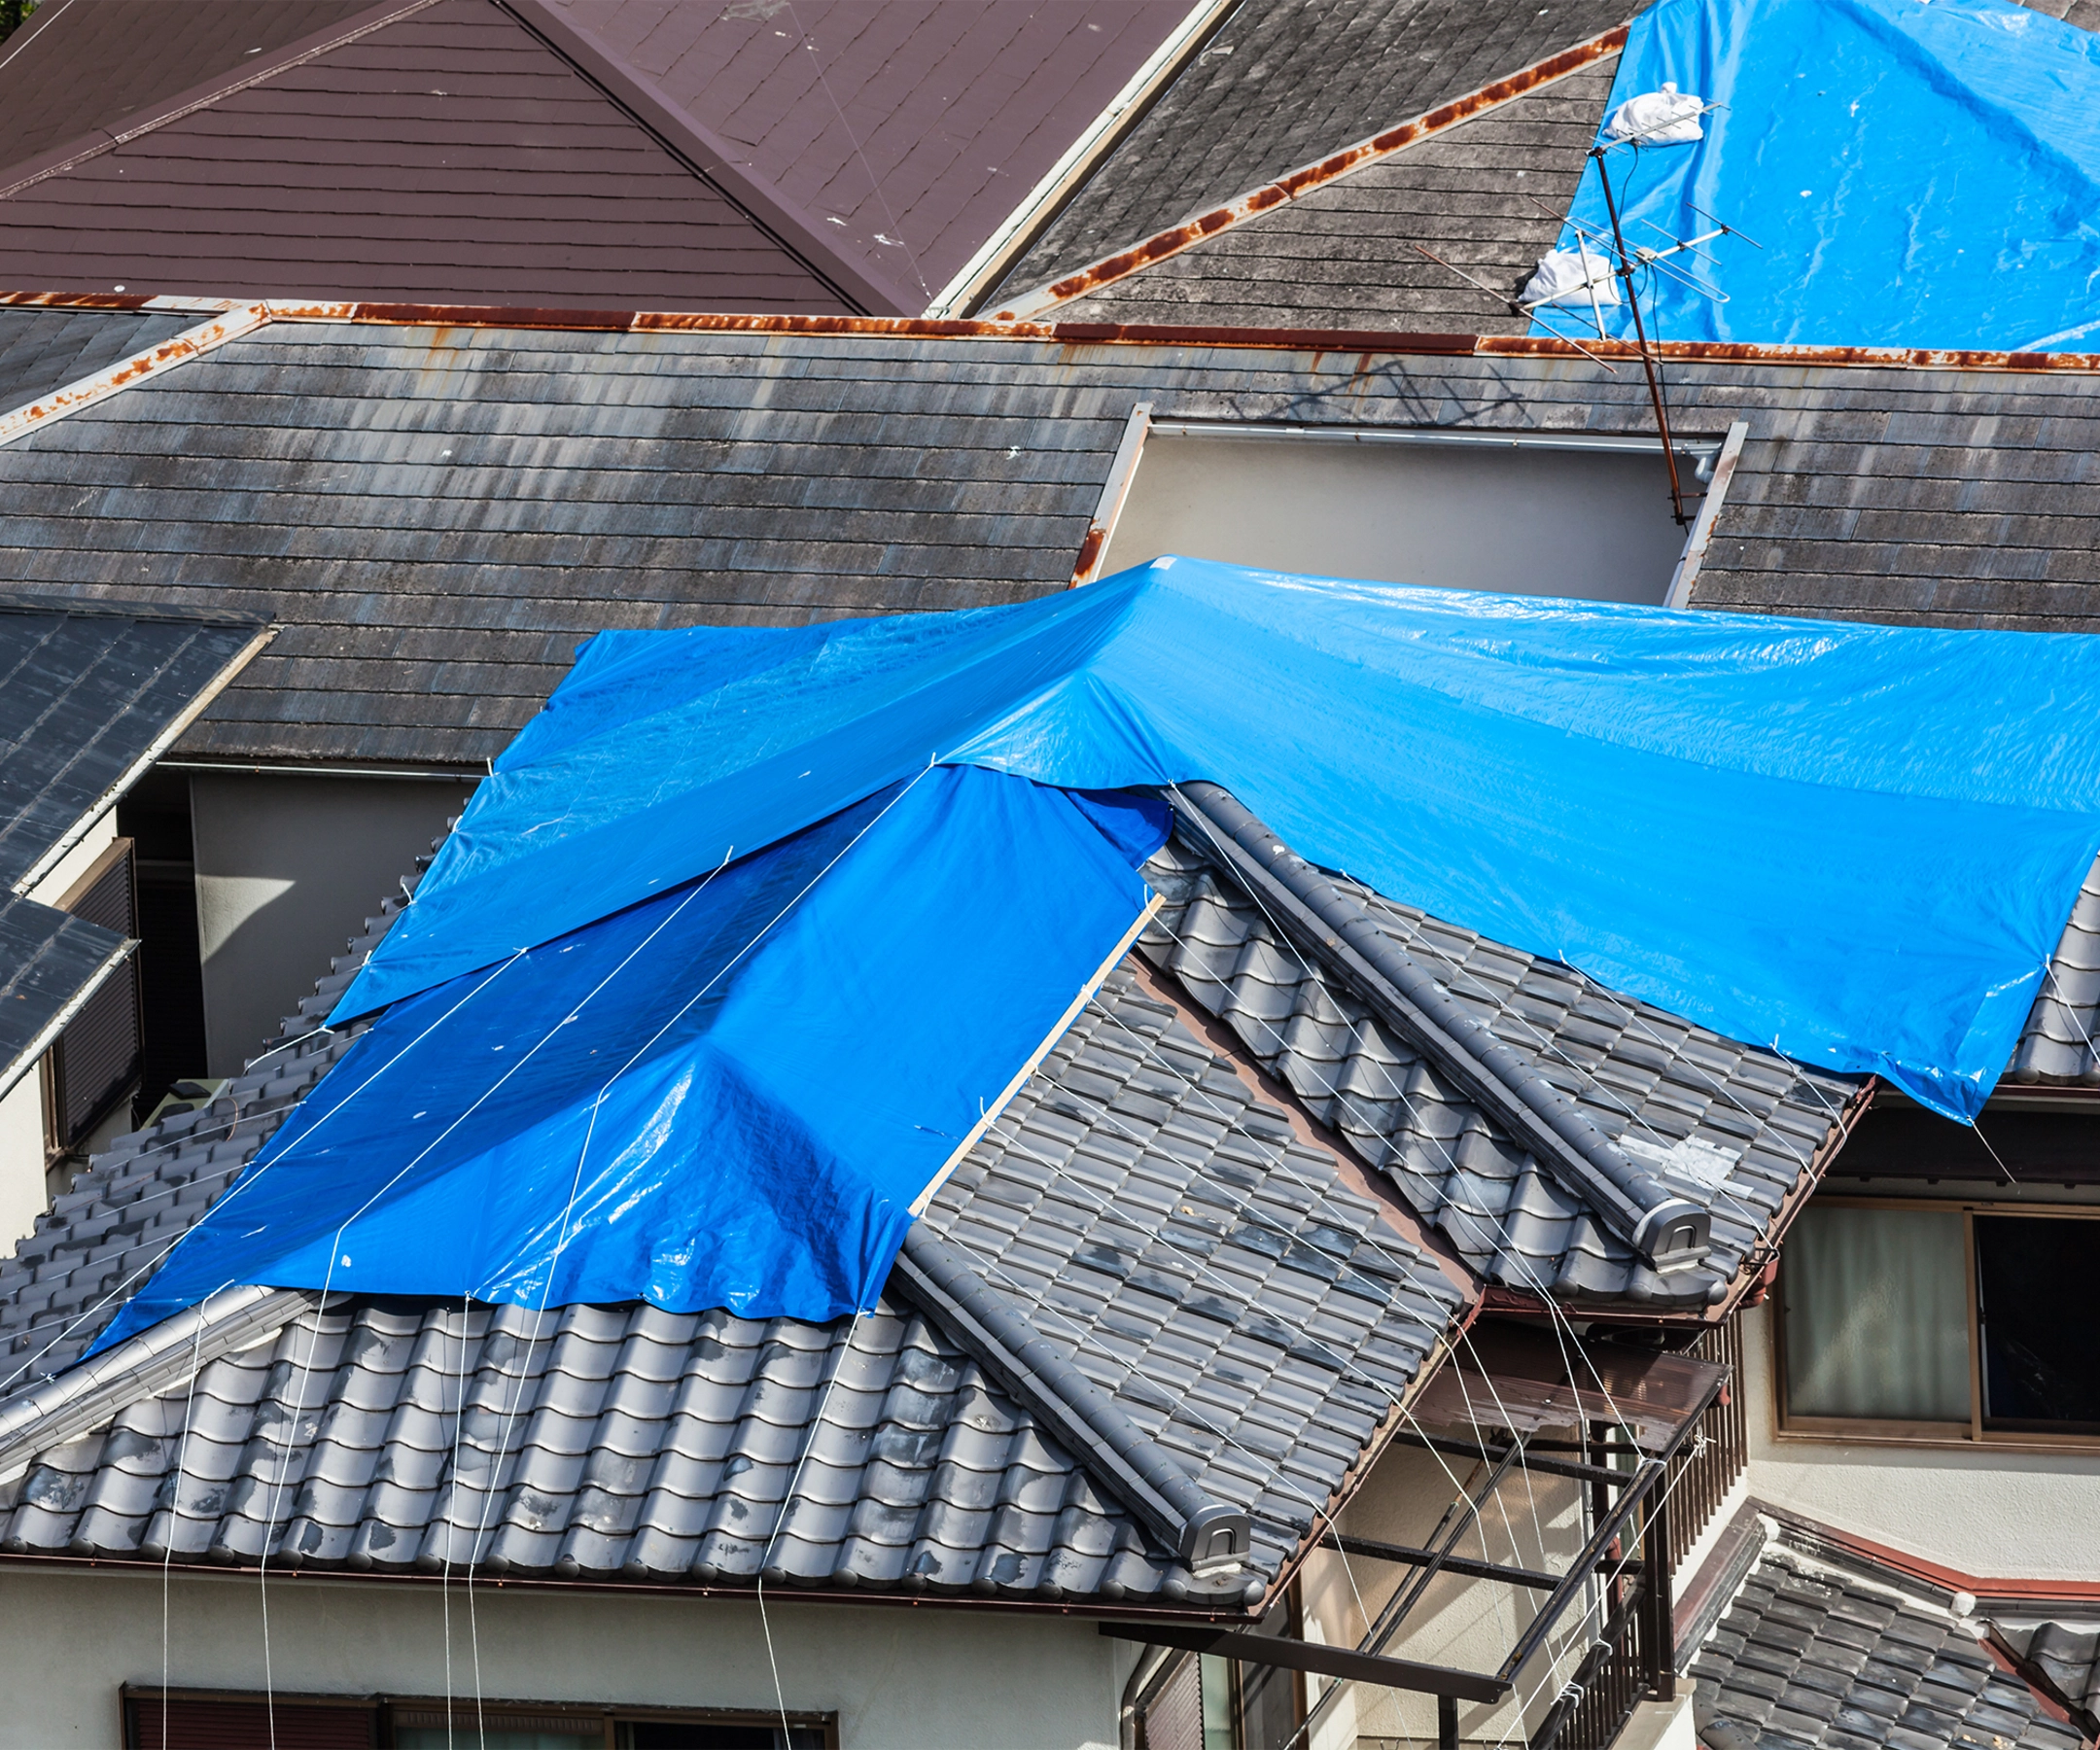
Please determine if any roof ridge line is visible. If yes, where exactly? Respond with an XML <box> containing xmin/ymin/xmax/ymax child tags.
<box><xmin>491</xmin><ymin>0</ymin><xmax>906</xmax><ymax>318</ymax></box>
<box><xmin>985</xmin><ymin>22</ymin><xmax>1631</xmax><ymax>323</ymax></box>
<box><xmin>0</xmin><ymin>1283</ymin><xmax>305</xmax><ymax>1479</ymax></box>
<box><xmin>1167</xmin><ymin>780</ymin><xmax>1711</xmax><ymax>1275</ymax></box>
<box><xmin>890</xmin><ymin>1224</ymin><xmax>1255</xmax><ymax>1595</ymax></box>
<box><xmin>0</xmin><ymin>0</ymin><xmax>442</xmax><ymax>203</ymax></box>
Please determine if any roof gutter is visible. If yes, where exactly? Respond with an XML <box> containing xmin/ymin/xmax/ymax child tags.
<box><xmin>1168</xmin><ymin>781</ymin><xmax>1711</xmax><ymax>1273</ymax></box>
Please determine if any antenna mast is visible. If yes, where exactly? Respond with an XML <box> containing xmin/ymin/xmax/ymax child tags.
<box><xmin>1592</xmin><ymin>143</ymin><xmax>1690</xmax><ymax>526</ymax></box>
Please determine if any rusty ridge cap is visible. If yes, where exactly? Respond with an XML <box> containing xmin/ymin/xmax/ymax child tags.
<box><xmin>1479</xmin><ymin>333</ymin><xmax>2100</xmax><ymax>372</ymax></box>
<box><xmin>987</xmin><ymin>22</ymin><xmax>1633</xmax><ymax>323</ymax></box>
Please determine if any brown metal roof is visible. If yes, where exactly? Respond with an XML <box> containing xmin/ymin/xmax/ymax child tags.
<box><xmin>0</xmin><ymin>0</ymin><xmax>379</xmax><ymax>174</ymax></box>
<box><xmin>518</xmin><ymin>0</ymin><xmax>1197</xmax><ymax>312</ymax></box>
<box><xmin>0</xmin><ymin>0</ymin><xmax>1195</xmax><ymax>314</ymax></box>
<box><xmin>0</xmin><ymin>0</ymin><xmax>854</xmax><ymax>312</ymax></box>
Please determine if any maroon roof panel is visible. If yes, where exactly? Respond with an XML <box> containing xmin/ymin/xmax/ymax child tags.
<box><xmin>530</xmin><ymin>0</ymin><xmax>1197</xmax><ymax>308</ymax></box>
<box><xmin>0</xmin><ymin>0</ymin><xmax>852</xmax><ymax>312</ymax></box>
<box><xmin>0</xmin><ymin>0</ymin><xmax>380</xmax><ymax>174</ymax></box>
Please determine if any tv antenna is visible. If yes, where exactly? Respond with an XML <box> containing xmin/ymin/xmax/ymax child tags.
<box><xmin>1582</xmin><ymin>118</ymin><xmax>1759</xmax><ymax>523</ymax></box>
<box><xmin>1419</xmin><ymin>104</ymin><xmax>1759</xmax><ymax>527</ymax></box>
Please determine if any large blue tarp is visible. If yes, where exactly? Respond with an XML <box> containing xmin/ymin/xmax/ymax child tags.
<box><xmin>1542</xmin><ymin>0</ymin><xmax>2100</xmax><ymax>350</ymax></box>
<box><xmin>337</xmin><ymin>558</ymin><xmax>2100</xmax><ymax>1124</ymax></box>
<box><xmin>96</xmin><ymin>767</ymin><xmax>1166</xmax><ymax>1351</ymax></box>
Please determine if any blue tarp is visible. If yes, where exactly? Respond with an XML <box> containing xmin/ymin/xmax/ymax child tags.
<box><xmin>95</xmin><ymin>767</ymin><xmax>1166</xmax><ymax>1351</ymax></box>
<box><xmin>1543</xmin><ymin>0</ymin><xmax>2100</xmax><ymax>350</ymax></box>
<box><xmin>338</xmin><ymin>558</ymin><xmax>2100</xmax><ymax>1124</ymax></box>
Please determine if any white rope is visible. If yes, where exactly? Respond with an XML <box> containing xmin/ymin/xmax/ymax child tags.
<box><xmin>757</xmin><ymin>1305</ymin><xmax>869</xmax><ymax>1746</ymax></box>
<box><xmin>160</xmin><ymin>1282</ymin><xmax>220</xmax><ymax>1750</ymax></box>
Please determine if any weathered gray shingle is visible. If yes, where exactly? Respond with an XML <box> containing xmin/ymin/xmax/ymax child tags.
<box><xmin>0</xmin><ymin>306</ymin><xmax>200</xmax><ymax>416</ymax></box>
<box><xmin>987</xmin><ymin>0</ymin><xmax>1639</xmax><ymax>304</ymax></box>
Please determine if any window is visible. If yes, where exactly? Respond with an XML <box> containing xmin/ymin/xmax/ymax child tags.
<box><xmin>1093</xmin><ymin>420</ymin><xmax>1730</xmax><ymax>606</ymax></box>
<box><xmin>1778</xmin><ymin>1197</ymin><xmax>2100</xmax><ymax>1444</ymax></box>
<box><xmin>121</xmin><ymin>1690</ymin><xmax>833</xmax><ymax>1750</ymax></box>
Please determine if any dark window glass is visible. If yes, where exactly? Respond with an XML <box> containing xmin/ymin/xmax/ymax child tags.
<box><xmin>1977</xmin><ymin>1216</ymin><xmax>2100</xmax><ymax>1431</ymax></box>
<box><xmin>625</xmin><ymin>1727</ymin><xmax>822</xmax><ymax>1749</ymax></box>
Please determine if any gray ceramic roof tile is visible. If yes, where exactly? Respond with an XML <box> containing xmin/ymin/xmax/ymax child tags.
<box><xmin>1996</xmin><ymin>1622</ymin><xmax>2100</xmax><ymax>1739</ymax></box>
<box><xmin>1138</xmin><ymin>827</ymin><xmax>1858</xmax><ymax>1308</ymax></box>
<box><xmin>1692</xmin><ymin>1529</ymin><xmax>2086</xmax><ymax>1750</ymax></box>
<box><xmin>0</xmin><ymin>837</ymin><xmax>1464</xmax><ymax>1609</ymax></box>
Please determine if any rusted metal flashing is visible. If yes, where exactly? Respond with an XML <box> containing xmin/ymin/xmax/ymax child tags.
<box><xmin>0</xmin><ymin>291</ymin><xmax>233</xmax><ymax>313</ymax></box>
<box><xmin>1665</xmin><ymin>419</ymin><xmax>1749</xmax><ymax>609</ymax></box>
<box><xmin>1069</xmin><ymin>402</ymin><xmax>1154</xmax><ymax>585</ymax></box>
<box><xmin>988</xmin><ymin>25</ymin><xmax>1632</xmax><ymax>322</ymax></box>
<box><xmin>0</xmin><ymin>301</ymin><xmax>271</xmax><ymax>448</ymax></box>
<box><xmin>1478</xmin><ymin>333</ymin><xmax>2100</xmax><ymax>373</ymax></box>
<box><xmin>7</xmin><ymin>298</ymin><xmax>2100</xmax><ymax>451</ymax></box>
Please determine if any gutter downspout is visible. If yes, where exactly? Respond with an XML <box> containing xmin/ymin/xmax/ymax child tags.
<box><xmin>1118</xmin><ymin>1641</ymin><xmax>1180</xmax><ymax>1750</ymax></box>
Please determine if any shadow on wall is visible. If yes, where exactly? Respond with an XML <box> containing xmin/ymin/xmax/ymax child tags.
<box><xmin>190</xmin><ymin>772</ymin><xmax>477</xmax><ymax>1076</ymax></box>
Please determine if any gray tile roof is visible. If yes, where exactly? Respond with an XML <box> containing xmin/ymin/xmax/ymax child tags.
<box><xmin>984</xmin><ymin>0</ymin><xmax>1639</xmax><ymax>307</ymax></box>
<box><xmin>14</xmin><ymin>319</ymin><xmax>2100</xmax><ymax>772</ymax></box>
<box><xmin>1037</xmin><ymin>55</ymin><xmax>1617</xmax><ymax>332</ymax></box>
<box><xmin>1997</xmin><ymin>1621</ymin><xmax>2100</xmax><ymax>1740</ymax></box>
<box><xmin>2012</xmin><ymin>854</ymin><xmax>2100</xmax><ymax>1086</ymax></box>
<box><xmin>1689</xmin><ymin>1524</ymin><xmax>2086</xmax><ymax>1750</ymax></box>
<box><xmin>1138</xmin><ymin>827</ymin><xmax>1856</xmax><ymax>1311</ymax></box>
<box><xmin>0</xmin><ymin>306</ymin><xmax>200</xmax><ymax>416</ymax></box>
<box><xmin>0</xmin><ymin>851</ymin><xmax>1462</xmax><ymax>1608</ymax></box>
<box><xmin>0</xmin><ymin>598</ymin><xmax>263</xmax><ymax>891</ymax></box>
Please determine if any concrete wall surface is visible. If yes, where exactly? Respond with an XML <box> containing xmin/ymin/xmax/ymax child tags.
<box><xmin>1739</xmin><ymin>1299</ymin><xmax>2100</xmax><ymax>1579</ymax></box>
<box><xmin>1099</xmin><ymin>435</ymin><xmax>1691</xmax><ymax>605</ymax></box>
<box><xmin>0</xmin><ymin>1564</ymin><xmax>1131</xmax><ymax>1748</ymax></box>
<box><xmin>190</xmin><ymin>773</ymin><xmax>475</xmax><ymax>1076</ymax></box>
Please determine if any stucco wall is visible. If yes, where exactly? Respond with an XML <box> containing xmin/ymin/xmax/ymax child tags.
<box><xmin>1739</xmin><ymin>1297</ymin><xmax>2100</xmax><ymax>1580</ymax></box>
<box><xmin>0</xmin><ymin>1563</ymin><xmax>1132</xmax><ymax>1748</ymax></box>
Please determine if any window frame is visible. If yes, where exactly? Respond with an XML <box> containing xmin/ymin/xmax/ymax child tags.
<box><xmin>1773</xmin><ymin>1194</ymin><xmax>2100</xmax><ymax>1453</ymax></box>
<box><xmin>119</xmin><ymin>1686</ymin><xmax>838</xmax><ymax>1750</ymax></box>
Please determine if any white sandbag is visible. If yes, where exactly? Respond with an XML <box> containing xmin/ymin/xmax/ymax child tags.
<box><xmin>1606</xmin><ymin>81</ymin><xmax>1706</xmax><ymax>145</ymax></box>
<box><xmin>1520</xmin><ymin>246</ymin><xmax>1621</xmax><ymax>308</ymax></box>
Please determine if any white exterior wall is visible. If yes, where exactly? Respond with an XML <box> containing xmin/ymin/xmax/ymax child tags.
<box><xmin>0</xmin><ymin>1564</ymin><xmax>1133</xmax><ymax>1749</ymax></box>
<box><xmin>0</xmin><ymin>1073</ymin><xmax>44</xmax><ymax>1253</ymax></box>
<box><xmin>1739</xmin><ymin>1297</ymin><xmax>2100</xmax><ymax>1579</ymax></box>
<box><xmin>0</xmin><ymin>810</ymin><xmax>123</xmax><ymax>1243</ymax></box>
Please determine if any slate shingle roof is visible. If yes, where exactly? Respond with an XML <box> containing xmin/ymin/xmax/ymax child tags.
<box><xmin>0</xmin><ymin>848</ymin><xmax>1461</xmax><ymax>1609</ymax></box>
<box><xmin>15</xmin><ymin>316</ymin><xmax>2100</xmax><ymax>773</ymax></box>
<box><xmin>0</xmin><ymin>896</ymin><xmax>129</xmax><ymax>1096</ymax></box>
<box><xmin>1689</xmin><ymin>1525</ymin><xmax>2087</xmax><ymax>1750</ymax></box>
<box><xmin>0</xmin><ymin>305</ymin><xmax>201</xmax><ymax>417</ymax></box>
<box><xmin>1139</xmin><ymin>828</ymin><xmax>1856</xmax><ymax>1311</ymax></box>
<box><xmin>1036</xmin><ymin>55</ymin><xmax>1619</xmax><ymax>332</ymax></box>
<box><xmin>985</xmin><ymin>0</ymin><xmax>1640</xmax><ymax>307</ymax></box>
<box><xmin>0</xmin><ymin>598</ymin><xmax>264</xmax><ymax>892</ymax></box>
